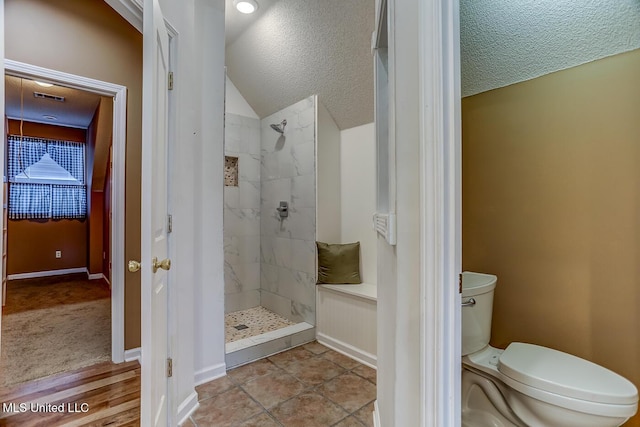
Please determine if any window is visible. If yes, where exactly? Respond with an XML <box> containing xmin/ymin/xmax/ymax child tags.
<box><xmin>8</xmin><ymin>135</ymin><xmax>86</xmax><ymax>219</ymax></box>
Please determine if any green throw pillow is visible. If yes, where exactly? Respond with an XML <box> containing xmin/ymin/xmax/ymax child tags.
<box><xmin>316</xmin><ymin>241</ymin><xmax>362</xmax><ymax>284</ymax></box>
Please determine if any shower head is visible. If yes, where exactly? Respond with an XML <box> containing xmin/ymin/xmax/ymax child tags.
<box><xmin>270</xmin><ymin>119</ymin><xmax>287</xmax><ymax>134</ymax></box>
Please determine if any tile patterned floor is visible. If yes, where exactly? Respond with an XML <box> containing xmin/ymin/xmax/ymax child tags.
<box><xmin>226</xmin><ymin>306</ymin><xmax>296</xmax><ymax>343</ymax></box>
<box><xmin>185</xmin><ymin>341</ymin><xmax>377</xmax><ymax>427</ymax></box>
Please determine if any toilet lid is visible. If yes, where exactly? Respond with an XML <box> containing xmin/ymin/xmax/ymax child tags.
<box><xmin>498</xmin><ymin>343</ymin><xmax>638</xmax><ymax>405</ymax></box>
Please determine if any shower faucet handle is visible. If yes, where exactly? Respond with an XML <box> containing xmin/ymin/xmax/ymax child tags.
<box><xmin>276</xmin><ymin>201</ymin><xmax>289</xmax><ymax>218</ymax></box>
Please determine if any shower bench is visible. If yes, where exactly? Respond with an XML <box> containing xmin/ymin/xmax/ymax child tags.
<box><xmin>316</xmin><ymin>283</ymin><xmax>377</xmax><ymax>368</ymax></box>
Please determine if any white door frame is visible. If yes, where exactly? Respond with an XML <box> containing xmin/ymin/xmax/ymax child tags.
<box><xmin>2</xmin><ymin>59</ymin><xmax>128</xmax><ymax>364</ymax></box>
<box><xmin>417</xmin><ymin>0</ymin><xmax>462</xmax><ymax>425</ymax></box>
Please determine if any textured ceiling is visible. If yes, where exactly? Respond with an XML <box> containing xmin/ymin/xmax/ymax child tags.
<box><xmin>5</xmin><ymin>75</ymin><xmax>101</xmax><ymax>128</ymax></box>
<box><xmin>461</xmin><ymin>0</ymin><xmax>640</xmax><ymax>97</ymax></box>
<box><xmin>225</xmin><ymin>0</ymin><xmax>277</xmax><ymax>45</ymax></box>
<box><xmin>225</xmin><ymin>0</ymin><xmax>375</xmax><ymax>130</ymax></box>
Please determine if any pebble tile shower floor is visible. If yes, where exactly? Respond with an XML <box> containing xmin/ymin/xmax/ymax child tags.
<box><xmin>225</xmin><ymin>306</ymin><xmax>296</xmax><ymax>343</ymax></box>
<box><xmin>184</xmin><ymin>341</ymin><xmax>376</xmax><ymax>427</ymax></box>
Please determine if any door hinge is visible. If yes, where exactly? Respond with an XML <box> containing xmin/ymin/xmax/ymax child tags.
<box><xmin>168</xmin><ymin>71</ymin><xmax>174</xmax><ymax>90</ymax></box>
<box><xmin>459</xmin><ymin>273</ymin><xmax>462</xmax><ymax>294</ymax></box>
<box><xmin>167</xmin><ymin>214</ymin><xmax>172</xmax><ymax>233</ymax></box>
<box><xmin>167</xmin><ymin>358</ymin><xmax>173</xmax><ymax>377</ymax></box>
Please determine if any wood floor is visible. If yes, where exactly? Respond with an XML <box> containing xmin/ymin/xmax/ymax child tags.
<box><xmin>0</xmin><ymin>360</ymin><xmax>140</xmax><ymax>426</ymax></box>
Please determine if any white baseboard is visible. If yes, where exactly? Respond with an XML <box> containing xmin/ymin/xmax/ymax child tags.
<box><xmin>373</xmin><ymin>400</ymin><xmax>381</xmax><ymax>427</ymax></box>
<box><xmin>124</xmin><ymin>347</ymin><xmax>142</xmax><ymax>363</ymax></box>
<box><xmin>8</xmin><ymin>267</ymin><xmax>87</xmax><ymax>281</ymax></box>
<box><xmin>316</xmin><ymin>333</ymin><xmax>377</xmax><ymax>368</ymax></box>
<box><xmin>176</xmin><ymin>391</ymin><xmax>199</xmax><ymax>426</ymax></box>
<box><xmin>194</xmin><ymin>363</ymin><xmax>227</xmax><ymax>386</ymax></box>
<box><xmin>9</xmin><ymin>268</ymin><xmax>109</xmax><ymax>283</ymax></box>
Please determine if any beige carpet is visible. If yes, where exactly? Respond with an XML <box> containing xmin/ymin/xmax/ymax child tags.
<box><xmin>0</xmin><ymin>298</ymin><xmax>111</xmax><ymax>386</ymax></box>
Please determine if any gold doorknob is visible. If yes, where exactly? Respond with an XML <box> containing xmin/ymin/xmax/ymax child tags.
<box><xmin>128</xmin><ymin>260</ymin><xmax>141</xmax><ymax>273</ymax></box>
<box><xmin>152</xmin><ymin>257</ymin><xmax>171</xmax><ymax>273</ymax></box>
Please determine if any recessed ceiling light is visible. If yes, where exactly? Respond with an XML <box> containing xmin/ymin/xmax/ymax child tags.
<box><xmin>43</xmin><ymin>115</ymin><xmax>57</xmax><ymax>121</ymax></box>
<box><xmin>234</xmin><ymin>0</ymin><xmax>258</xmax><ymax>14</ymax></box>
<box><xmin>35</xmin><ymin>81</ymin><xmax>54</xmax><ymax>88</ymax></box>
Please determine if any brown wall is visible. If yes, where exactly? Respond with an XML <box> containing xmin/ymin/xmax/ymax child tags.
<box><xmin>6</xmin><ymin>0</ymin><xmax>143</xmax><ymax>349</ymax></box>
<box><xmin>89</xmin><ymin>192</ymin><xmax>104</xmax><ymax>275</ymax></box>
<box><xmin>8</xmin><ymin>120</ymin><xmax>85</xmax><ymax>142</ymax></box>
<box><xmin>103</xmin><ymin>147</ymin><xmax>112</xmax><ymax>282</ymax></box>
<box><xmin>8</xmin><ymin>220</ymin><xmax>87</xmax><ymax>274</ymax></box>
<box><xmin>462</xmin><ymin>49</ymin><xmax>640</xmax><ymax>426</ymax></box>
<box><xmin>86</xmin><ymin>103</ymin><xmax>106</xmax><ymax>276</ymax></box>
<box><xmin>6</xmin><ymin>120</ymin><xmax>88</xmax><ymax>275</ymax></box>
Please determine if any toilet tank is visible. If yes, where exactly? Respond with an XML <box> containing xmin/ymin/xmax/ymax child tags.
<box><xmin>462</xmin><ymin>272</ymin><xmax>497</xmax><ymax>356</ymax></box>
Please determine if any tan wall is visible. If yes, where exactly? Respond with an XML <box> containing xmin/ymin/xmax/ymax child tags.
<box><xmin>463</xmin><ymin>49</ymin><xmax>640</xmax><ymax>426</ymax></box>
<box><xmin>6</xmin><ymin>0</ymin><xmax>143</xmax><ymax>349</ymax></box>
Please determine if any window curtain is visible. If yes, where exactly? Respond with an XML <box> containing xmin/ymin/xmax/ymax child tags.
<box><xmin>8</xmin><ymin>135</ymin><xmax>86</xmax><ymax>219</ymax></box>
<box><xmin>7</xmin><ymin>137</ymin><xmax>47</xmax><ymax>181</ymax></box>
<box><xmin>47</xmin><ymin>140</ymin><xmax>85</xmax><ymax>183</ymax></box>
<box><xmin>52</xmin><ymin>185</ymin><xmax>87</xmax><ymax>219</ymax></box>
<box><xmin>8</xmin><ymin>183</ymin><xmax>51</xmax><ymax>219</ymax></box>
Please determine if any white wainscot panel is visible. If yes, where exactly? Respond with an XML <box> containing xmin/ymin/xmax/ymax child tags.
<box><xmin>316</xmin><ymin>284</ymin><xmax>378</xmax><ymax>368</ymax></box>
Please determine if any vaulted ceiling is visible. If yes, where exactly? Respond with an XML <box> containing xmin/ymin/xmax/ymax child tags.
<box><xmin>226</xmin><ymin>0</ymin><xmax>640</xmax><ymax>127</ymax></box>
<box><xmin>225</xmin><ymin>0</ymin><xmax>375</xmax><ymax>130</ymax></box>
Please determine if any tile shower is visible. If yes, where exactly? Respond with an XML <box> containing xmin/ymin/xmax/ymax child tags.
<box><xmin>224</xmin><ymin>96</ymin><xmax>317</xmax><ymax>367</ymax></box>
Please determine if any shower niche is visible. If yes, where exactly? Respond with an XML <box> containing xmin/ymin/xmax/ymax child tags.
<box><xmin>224</xmin><ymin>95</ymin><xmax>337</xmax><ymax>368</ymax></box>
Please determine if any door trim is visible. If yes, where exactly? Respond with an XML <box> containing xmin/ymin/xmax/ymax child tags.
<box><xmin>417</xmin><ymin>0</ymin><xmax>461</xmax><ymax>425</ymax></box>
<box><xmin>4</xmin><ymin>59</ymin><xmax>128</xmax><ymax>363</ymax></box>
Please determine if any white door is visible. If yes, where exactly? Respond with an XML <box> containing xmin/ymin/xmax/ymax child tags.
<box><xmin>141</xmin><ymin>0</ymin><xmax>171</xmax><ymax>425</ymax></box>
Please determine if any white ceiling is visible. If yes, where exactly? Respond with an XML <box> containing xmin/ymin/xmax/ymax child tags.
<box><xmin>461</xmin><ymin>0</ymin><xmax>640</xmax><ymax>97</ymax></box>
<box><xmin>225</xmin><ymin>0</ymin><xmax>278</xmax><ymax>45</ymax></box>
<box><xmin>5</xmin><ymin>75</ymin><xmax>101</xmax><ymax>128</ymax></box>
<box><xmin>225</xmin><ymin>0</ymin><xmax>375</xmax><ymax>130</ymax></box>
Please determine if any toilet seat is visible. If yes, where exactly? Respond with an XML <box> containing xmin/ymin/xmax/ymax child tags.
<box><xmin>498</xmin><ymin>343</ymin><xmax>638</xmax><ymax>406</ymax></box>
<box><xmin>463</xmin><ymin>345</ymin><xmax>639</xmax><ymax>418</ymax></box>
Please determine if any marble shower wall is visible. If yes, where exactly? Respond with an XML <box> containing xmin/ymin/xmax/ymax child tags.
<box><xmin>260</xmin><ymin>96</ymin><xmax>317</xmax><ymax>325</ymax></box>
<box><xmin>224</xmin><ymin>113</ymin><xmax>262</xmax><ymax>313</ymax></box>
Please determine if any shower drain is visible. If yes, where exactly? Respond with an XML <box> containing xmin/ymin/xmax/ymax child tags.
<box><xmin>233</xmin><ymin>324</ymin><xmax>249</xmax><ymax>330</ymax></box>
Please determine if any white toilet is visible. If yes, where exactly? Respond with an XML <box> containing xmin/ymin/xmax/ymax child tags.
<box><xmin>461</xmin><ymin>272</ymin><xmax>638</xmax><ymax>427</ymax></box>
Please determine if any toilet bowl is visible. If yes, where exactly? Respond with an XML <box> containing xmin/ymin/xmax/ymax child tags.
<box><xmin>461</xmin><ymin>272</ymin><xmax>638</xmax><ymax>427</ymax></box>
